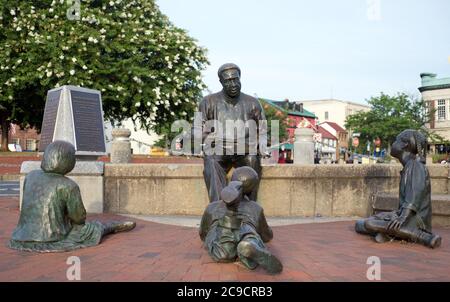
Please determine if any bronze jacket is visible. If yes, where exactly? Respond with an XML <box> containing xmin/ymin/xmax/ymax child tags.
<box><xmin>11</xmin><ymin>170</ymin><xmax>86</xmax><ymax>242</ymax></box>
<box><xmin>197</xmin><ymin>90</ymin><xmax>267</xmax><ymax>155</ymax></box>
<box><xmin>199</xmin><ymin>197</ymin><xmax>273</xmax><ymax>243</ymax></box>
<box><xmin>399</xmin><ymin>157</ymin><xmax>432</xmax><ymax>232</ymax></box>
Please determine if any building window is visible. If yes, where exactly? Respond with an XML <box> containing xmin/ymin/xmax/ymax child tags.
<box><xmin>26</xmin><ymin>139</ymin><xmax>36</xmax><ymax>151</ymax></box>
<box><xmin>437</xmin><ymin>99</ymin><xmax>446</xmax><ymax>120</ymax></box>
<box><xmin>424</xmin><ymin>101</ymin><xmax>430</xmax><ymax>116</ymax></box>
<box><xmin>12</xmin><ymin>138</ymin><xmax>20</xmax><ymax>145</ymax></box>
<box><xmin>448</xmin><ymin>100</ymin><xmax>450</xmax><ymax>120</ymax></box>
<box><xmin>324</xmin><ymin>111</ymin><xmax>329</xmax><ymax>120</ymax></box>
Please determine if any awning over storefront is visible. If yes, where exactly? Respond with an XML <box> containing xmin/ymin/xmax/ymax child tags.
<box><xmin>268</xmin><ymin>142</ymin><xmax>293</xmax><ymax>151</ymax></box>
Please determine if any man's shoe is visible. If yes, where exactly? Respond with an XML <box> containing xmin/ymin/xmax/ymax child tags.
<box><xmin>429</xmin><ymin>235</ymin><xmax>442</xmax><ymax>249</ymax></box>
<box><xmin>237</xmin><ymin>241</ymin><xmax>283</xmax><ymax>274</ymax></box>
<box><xmin>113</xmin><ymin>221</ymin><xmax>136</xmax><ymax>233</ymax></box>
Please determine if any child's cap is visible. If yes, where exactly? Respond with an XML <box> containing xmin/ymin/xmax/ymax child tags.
<box><xmin>230</xmin><ymin>166</ymin><xmax>259</xmax><ymax>195</ymax></box>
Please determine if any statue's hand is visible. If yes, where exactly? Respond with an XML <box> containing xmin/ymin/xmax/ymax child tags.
<box><xmin>387</xmin><ymin>207</ymin><xmax>412</xmax><ymax>231</ymax></box>
<box><xmin>387</xmin><ymin>215</ymin><xmax>407</xmax><ymax>231</ymax></box>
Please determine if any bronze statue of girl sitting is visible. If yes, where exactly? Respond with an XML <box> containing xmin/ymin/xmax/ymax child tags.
<box><xmin>355</xmin><ymin>130</ymin><xmax>441</xmax><ymax>248</ymax></box>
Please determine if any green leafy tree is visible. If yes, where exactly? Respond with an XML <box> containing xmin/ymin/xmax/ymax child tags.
<box><xmin>0</xmin><ymin>0</ymin><xmax>209</xmax><ymax>151</ymax></box>
<box><xmin>259</xmin><ymin>99</ymin><xmax>288</xmax><ymax>145</ymax></box>
<box><xmin>345</xmin><ymin>92</ymin><xmax>444</xmax><ymax>154</ymax></box>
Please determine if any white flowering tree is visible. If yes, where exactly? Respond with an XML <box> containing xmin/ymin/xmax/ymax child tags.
<box><xmin>0</xmin><ymin>0</ymin><xmax>208</xmax><ymax>151</ymax></box>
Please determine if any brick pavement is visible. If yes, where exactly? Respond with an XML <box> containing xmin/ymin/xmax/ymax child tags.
<box><xmin>1</xmin><ymin>196</ymin><xmax>449</xmax><ymax>282</ymax></box>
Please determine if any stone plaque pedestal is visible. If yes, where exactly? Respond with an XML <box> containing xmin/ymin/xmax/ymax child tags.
<box><xmin>39</xmin><ymin>85</ymin><xmax>106</xmax><ymax>159</ymax></box>
<box><xmin>20</xmin><ymin>161</ymin><xmax>104</xmax><ymax>213</ymax></box>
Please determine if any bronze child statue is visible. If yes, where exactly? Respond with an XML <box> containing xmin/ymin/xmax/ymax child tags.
<box><xmin>199</xmin><ymin>166</ymin><xmax>282</xmax><ymax>274</ymax></box>
<box><xmin>355</xmin><ymin>130</ymin><xmax>441</xmax><ymax>248</ymax></box>
<box><xmin>9</xmin><ymin>140</ymin><xmax>136</xmax><ymax>253</ymax></box>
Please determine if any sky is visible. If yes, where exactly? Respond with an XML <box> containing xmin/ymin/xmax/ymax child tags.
<box><xmin>157</xmin><ymin>0</ymin><xmax>450</xmax><ymax>105</ymax></box>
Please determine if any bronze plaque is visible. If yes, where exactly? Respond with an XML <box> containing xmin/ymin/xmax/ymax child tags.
<box><xmin>71</xmin><ymin>90</ymin><xmax>106</xmax><ymax>152</ymax></box>
<box><xmin>38</xmin><ymin>90</ymin><xmax>61</xmax><ymax>152</ymax></box>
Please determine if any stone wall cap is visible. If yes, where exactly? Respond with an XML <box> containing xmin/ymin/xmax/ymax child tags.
<box><xmin>112</xmin><ymin>128</ymin><xmax>131</xmax><ymax>137</ymax></box>
<box><xmin>21</xmin><ymin>161</ymin><xmax>104</xmax><ymax>175</ymax></box>
<box><xmin>103</xmin><ymin>163</ymin><xmax>449</xmax><ymax>178</ymax></box>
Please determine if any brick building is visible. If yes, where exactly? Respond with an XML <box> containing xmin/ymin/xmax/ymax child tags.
<box><xmin>316</xmin><ymin>125</ymin><xmax>338</xmax><ymax>163</ymax></box>
<box><xmin>0</xmin><ymin>124</ymin><xmax>40</xmax><ymax>151</ymax></box>
<box><xmin>260</xmin><ymin>98</ymin><xmax>317</xmax><ymax>163</ymax></box>
<box><xmin>319</xmin><ymin>121</ymin><xmax>349</xmax><ymax>163</ymax></box>
<box><xmin>260</xmin><ymin>98</ymin><xmax>317</xmax><ymax>140</ymax></box>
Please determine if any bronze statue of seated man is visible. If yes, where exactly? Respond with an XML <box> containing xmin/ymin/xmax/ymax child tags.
<box><xmin>199</xmin><ymin>166</ymin><xmax>282</xmax><ymax>274</ymax></box>
<box><xmin>355</xmin><ymin>130</ymin><xmax>441</xmax><ymax>248</ymax></box>
<box><xmin>9</xmin><ymin>140</ymin><xmax>136</xmax><ymax>253</ymax></box>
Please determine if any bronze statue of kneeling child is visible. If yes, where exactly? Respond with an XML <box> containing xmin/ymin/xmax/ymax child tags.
<box><xmin>199</xmin><ymin>166</ymin><xmax>282</xmax><ymax>274</ymax></box>
<box><xmin>355</xmin><ymin>130</ymin><xmax>441</xmax><ymax>248</ymax></box>
<box><xmin>9</xmin><ymin>140</ymin><xmax>136</xmax><ymax>253</ymax></box>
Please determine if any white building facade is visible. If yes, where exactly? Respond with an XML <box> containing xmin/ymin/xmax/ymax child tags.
<box><xmin>301</xmin><ymin>99</ymin><xmax>370</xmax><ymax>129</ymax></box>
<box><xmin>104</xmin><ymin>119</ymin><xmax>162</xmax><ymax>155</ymax></box>
<box><xmin>419</xmin><ymin>73</ymin><xmax>450</xmax><ymax>153</ymax></box>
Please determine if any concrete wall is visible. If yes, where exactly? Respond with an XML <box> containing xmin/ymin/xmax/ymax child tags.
<box><xmin>104</xmin><ymin>164</ymin><xmax>450</xmax><ymax>217</ymax></box>
<box><xmin>104</xmin><ymin>164</ymin><xmax>209</xmax><ymax>216</ymax></box>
